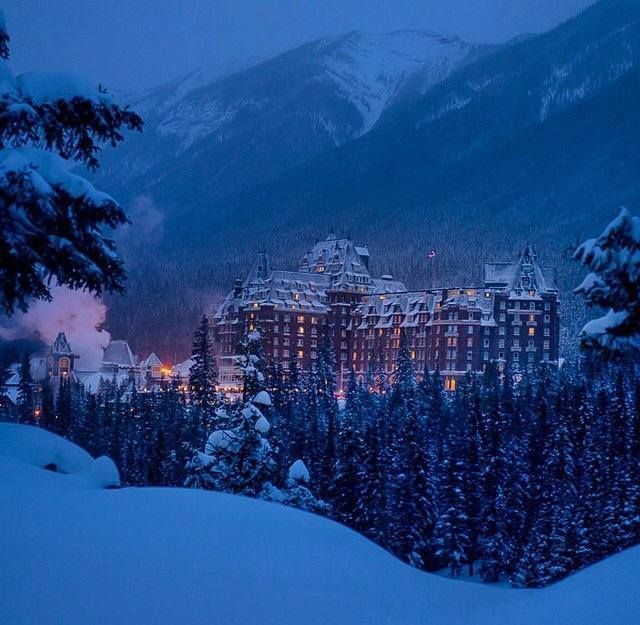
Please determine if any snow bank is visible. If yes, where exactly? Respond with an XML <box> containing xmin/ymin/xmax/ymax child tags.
<box><xmin>0</xmin><ymin>423</ymin><xmax>119</xmax><ymax>489</ymax></box>
<box><xmin>2</xmin><ymin>440</ymin><xmax>640</xmax><ymax>625</ymax></box>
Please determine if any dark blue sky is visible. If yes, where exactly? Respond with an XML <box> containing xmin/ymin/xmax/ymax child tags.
<box><xmin>4</xmin><ymin>0</ymin><xmax>594</xmax><ymax>91</ymax></box>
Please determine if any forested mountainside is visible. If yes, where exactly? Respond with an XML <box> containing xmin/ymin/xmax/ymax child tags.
<box><xmin>101</xmin><ymin>0</ymin><xmax>639</xmax><ymax>361</ymax></box>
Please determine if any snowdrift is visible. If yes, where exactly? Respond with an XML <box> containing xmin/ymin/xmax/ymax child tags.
<box><xmin>0</xmin><ymin>423</ymin><xmax>119</xmax><ymax>489</ymax></box>
<box><xmin>1</xmin><ymin>424</ymin><xmax>638</xmax><ymax>625</ymax></box>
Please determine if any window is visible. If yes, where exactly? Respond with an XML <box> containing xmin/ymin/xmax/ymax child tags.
<box><xmin>500</xmin><ymin>301</ymin><xmax>506</xmax><ymax>310</ymax></box>
<box><xmin>57</xmin><ymin>356</ymin><xmax>70</xmax><ymax>376</ymax></box>
<box><xmin>528</xmin><ymin>352</ymin><xmax>535</xmax><ymax>362</ymax></box>
<box><xmin>513</xmin><ymin>326</ymin><xmax>520</xmax><ymax>336</ymax></box>
<box><xmin>498</xmin><ymin>339</ymin><xmax>505</xmax><ymax>348</ymax></box>
<box><xmin>544</xmin><ymin>314</ymin><xmax>550</xmax><ymax>323</ymax></box>
<box><xmin>467</xmin><ymin>338</ymin><xmax>473</xmax><ymax>347</ymax></box>
<box><xmin>544</xmin><ymin>302</ymin><xmax>551</xmax><ymax>311</ymax></box>
<box><xmin>500</xmin><ymin>313</ymin><xmax>506</xmax><ymax>322</ymax></box>
<box><xmin>483</xmin><ymin>338</ymin><xmax>490</xmax><ymax>348</ymax></box>
<box><xmin>297</xmin><ymin>315</ymin><xmax>304</xmax><ymax>323</ymax></box>
<box><xmin>513</xmin><ymin>352</ymin><xmax>520</xmax><ymax>361</ymax></box>
<box><xmin>445</xmin><ymin>377</ymin><xmax>457</xmax><ymax>391</ymax></box>
<box><xmin>528</xmin><ymin>327</ymin><xmax>535</xmax><ymax>336</ymax></box>
<box><xmin>499</xmin><ymin>327</ymin><xmax>505</xmax><ymax>336</ymax></box>
<box><xmin>467</xmin><ymin>350</ymin><xmax>473</xmax><ymax>360</ymax></box>
<box><xmin>468</xmin><ymin>326</ymin><xmax>474</xmax><ymax>334</ymax></box>
<box><xmin>544</xmin><ymin>327</ymin><xmax>550</xmax><ymax>336</ymax></box>
<box><xmin>298</xmin><ymin>350</ymin><xmax>304</xmax><ymax>359</ymax></box>
<box><xmin>544</xmin><ymin>340</ymin><xmax>550</xmax><ymax>349</ymax></box>
<box><xmin>513</xmin><ymin>339</ymin><xmax>520</xmax><ymax>348</ymax></box>
<box><xmin>483</xmin><ymin>351</ymin><xmax>489</xmax><ymax>361</ymax></box>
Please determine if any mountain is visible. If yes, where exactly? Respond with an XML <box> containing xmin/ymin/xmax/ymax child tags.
<box><xmin>101</xmin><ymin>0</ymin><xmax>640</xmax><ymax>360</ymax></box>
<box><xmin>97</xmin><ymin>30</ymin><xmax>478</xmax><ymax>208</ymax></box>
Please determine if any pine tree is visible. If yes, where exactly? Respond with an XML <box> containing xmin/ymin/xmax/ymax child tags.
<box><xmin>0</xmin><ymin>16</ymin><xmax>142</xmax><ymax>314</ymax></box>
<box><xmin>189</xmin><ymin>314</ymin><xmax>218</xmax><ymax>422</ymax></box>
<box><xmin>574</xmin><ymin>208</ymin><xmax>640</xmax><ymax>355</ymax></box>
<box><xmin>433</xmin><ymin>414</ymin><xmax>471</xmax><ymax>577</ymax></box>
<box><xmin>16</xmin><ymin>352</ymin><xmax>33</xmax><ymax>423</ymax></box>
<box><xmin>186</xmin><ymin>331</ymin><xmax>275</xmax><ymax>496</ymax></box>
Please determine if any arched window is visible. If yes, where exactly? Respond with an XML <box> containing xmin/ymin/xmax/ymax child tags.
<box><xmin>58</xmin><ymin>357</ymin><xmax>70</xmax><ymax>377</ymax></box>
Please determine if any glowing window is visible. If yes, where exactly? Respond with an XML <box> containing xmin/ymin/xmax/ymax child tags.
<box><xmin>58</xmin><ymin>357</ymin><xmax>70</xmax><ymax>376</ymax></box>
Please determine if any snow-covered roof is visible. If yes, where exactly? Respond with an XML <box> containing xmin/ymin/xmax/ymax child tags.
<box><xmin>140</xmin><ymin>352</ymin><xmax>162</xmax><ymax>368</ymax></box>
<box><xmin>102</xmin><ymin>340</ymin><xmax>136</xmax><ymax>368</ymax></box>
<box><xmin>216</xmin><ymin>234</ymin><xmax>409</xmax><ymax>321</ymax></box>
<box><xmin>483</xmin><ymin>245</ymin><xmax>557</xmax><ymax>294</ymax></box>
<box><xmin>51</xmin><ymin>331</ymin><xmax>74</xmax><ymax>356</ymax></box>
<box><xmin>172</xmin><ymin>358</ymin><xmax>194</xmax><ymax>378</ymax></box>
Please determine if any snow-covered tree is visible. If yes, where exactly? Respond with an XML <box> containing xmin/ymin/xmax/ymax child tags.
<box><xmin>574</xmin><ymin>208</ymin><xmax>640</xmax><ymax>354</ymax></box>
<box><xmin>188</xmin><ymin>314</ymin><xmax>218</xmax><ymax>415</ymax></box>
<box><xmin>0</xmin><ymin>14</ymin><xmax>142</xmax><ymax>314</ymax></box>
<box><xmin>186</xmin><ymin>335</ymin><xmax>275</xmax><ymax>496</ymax></box>
<box><xmin>235</xmin><ymin>329</ymin><xmax>266</xmax><ymax>401</ymax></box>
<box><xmin>262</xmin><ymin>459</ymin><xmax>331</xmax><ymax>515</ymax></box>
<box><xmin>16</xmin><ymin>352</ymin><xmax>33</xmax><ymax>423</ymax></box>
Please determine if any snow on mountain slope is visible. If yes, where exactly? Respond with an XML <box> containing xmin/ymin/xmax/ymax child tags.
<box><xmin>317</xmin><ymin>31</ymin><xmax>472</xmax><ymax>136</ymax></box>
<box><xmin>129</xmin><ymin>31</ymin><xmax>474</xmax><ymax>149</ymax></box>
<box><xmin>2</xmin><ymin>425</ymin><xmax>639</xmax><ymax>625</ymax></box>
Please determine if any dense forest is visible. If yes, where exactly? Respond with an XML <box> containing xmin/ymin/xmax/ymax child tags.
<box><xmin>4</xmin><ymin>325</ymin><xmax>639</xmax><ymax>589</ymax></box>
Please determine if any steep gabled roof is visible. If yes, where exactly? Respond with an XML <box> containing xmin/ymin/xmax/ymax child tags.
<box><xmin>51</xmin><ymin>332</ymin><xmax>73</xmax><ymax>355</ymax></box>
<box><xmin>140</xmin><ymin>352</ymin><xmax>162</xmax><ymax>367</ymax></box>
<box><xmin>102</xmin><ymin>340</ymin><xmax>136</xmax><ymax>368</ymax></box>
<box><xmin>483</xmin><ymin>245</ymin><xmax>557</xmax><ymax>294</ymax></box>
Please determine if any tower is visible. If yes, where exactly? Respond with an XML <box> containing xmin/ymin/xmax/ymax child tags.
<box><xmin>48</xmin><ymin>332</ymin><xmax>78</xmax><ymax>378</ymax></box>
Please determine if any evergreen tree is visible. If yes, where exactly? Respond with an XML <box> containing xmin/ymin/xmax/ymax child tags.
<box><xmin>188</xmin><ymin>314</ymin><xmax>218</xmax><ymax>419</ymax></box>
<box><xmin>0</xmin><ymin>17</ymin><xmax>142</xmax><ymax>314</ymax></box>
<box><xmin>16</xmin><ymin>352</ymin><xmax>33</xmax><ymax>423</ymax></box>
<box><xmin>574</xmin><ymin>208</ymin><xmax>640</xmax><ymax>354</ymax></box>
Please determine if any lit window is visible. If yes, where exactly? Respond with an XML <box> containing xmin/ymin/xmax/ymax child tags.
<box><xmin>528</xmin><ymin>327</ymin><xmax>535</xmax><ymax>336</ymax></box>
<box><xmin>58</xmin><ymin>357</ymin><xmax>70</xmax><ymax>376</ymax></box>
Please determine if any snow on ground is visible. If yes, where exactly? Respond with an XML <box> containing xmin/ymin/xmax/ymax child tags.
<box><xmin>1</xmin><ymin>424</ymin><xmax>638</xmax><ymax>625</ymax></box>
<box><xmin>0</xmin><ymin>423</ymin><xmax>119</xmax><ymax>490</ymax></box>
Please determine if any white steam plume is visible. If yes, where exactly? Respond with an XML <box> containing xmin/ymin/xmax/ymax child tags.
<box><xmin>0</xmin><ymin>286</ymin><xmax>111</xmax><ymax>370</ymax></box>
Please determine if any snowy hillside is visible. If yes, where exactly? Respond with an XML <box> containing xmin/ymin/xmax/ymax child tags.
<box><xmin>94</xmin><ymin>29</ymin><xmax>476</xmax><ymax>194</ymax></box>
<box><xmin>134</xmin><ymin>30</ymin><xmax>472</xmax><ymax>147</ymax></box>
<box><xmin>2</xmin><ymin>424</ymin><xmax>640</xmax><ymax>625</ymax></box>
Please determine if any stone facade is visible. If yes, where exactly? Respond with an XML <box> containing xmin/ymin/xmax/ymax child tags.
<box><xmin>213</xmin><ymin>234</ymin><xmax>560</xmax><ymax>392</ymax></box>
